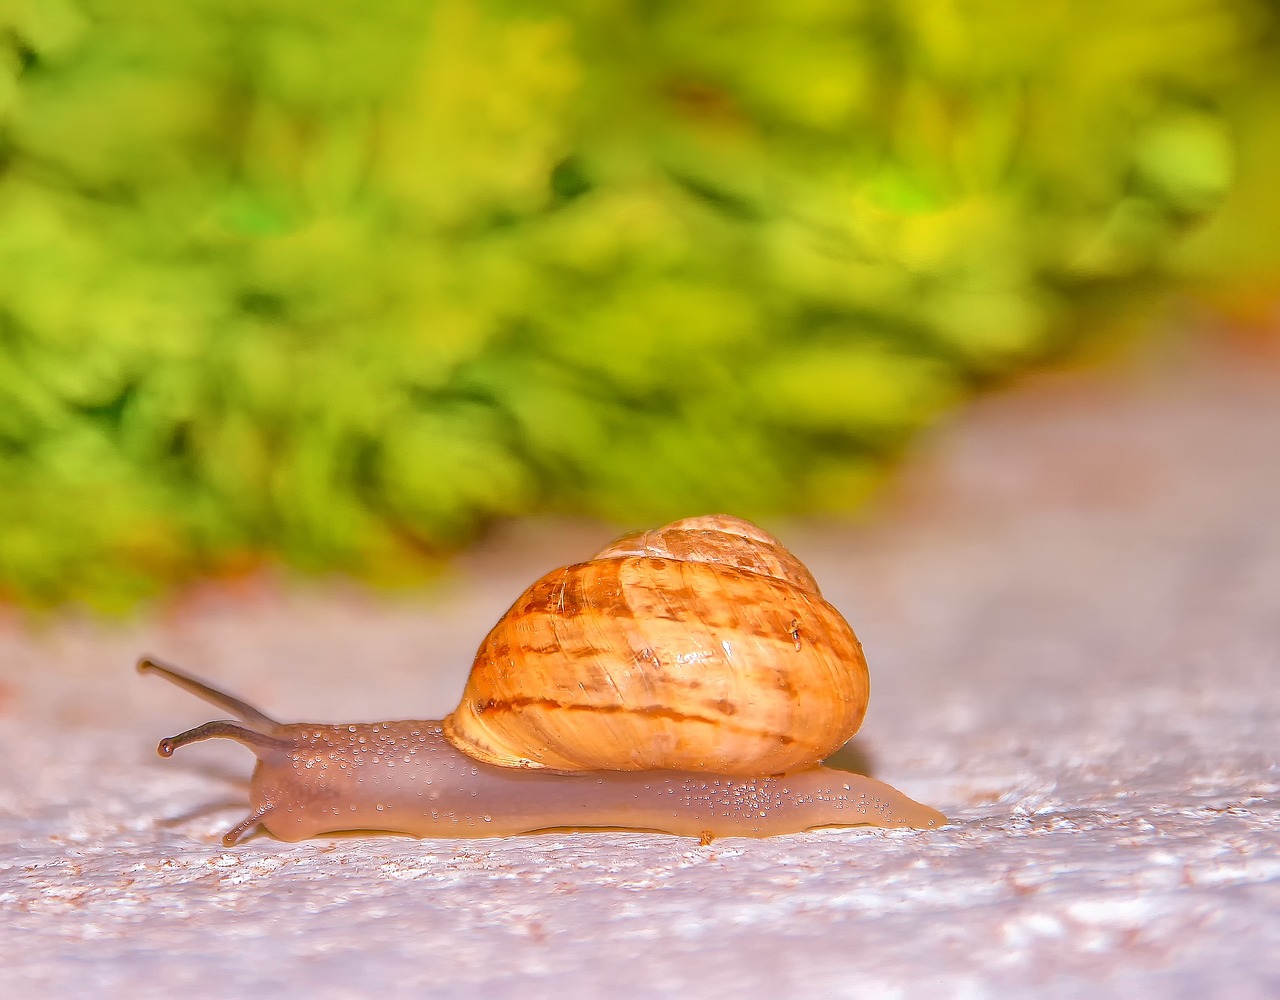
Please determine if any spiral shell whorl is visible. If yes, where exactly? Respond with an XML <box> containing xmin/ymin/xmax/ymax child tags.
<box><xmin>594</xmin><ymin>514</ymin><xmax>823</xmax><ymax>597</ymax></box>
<box><xmin>442</xmin><ymin>515</ymin><xmax>869</xmax><ymax>776</ymax></box>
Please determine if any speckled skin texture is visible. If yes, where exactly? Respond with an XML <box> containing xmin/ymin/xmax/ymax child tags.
<box><xmin>166</xmin><ymin>716</ymin><xmax>942</xmax><ymax>841</ymax></box>
<box><xmin>1</xmin><ymin>336</ymin><xmax>1277</xmax><ymax>999</ymax></box>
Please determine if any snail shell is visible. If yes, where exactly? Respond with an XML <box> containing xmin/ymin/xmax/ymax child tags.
<box><xmin>442</xmin><ymin>514</ymin><xmax>869</xmax><ymax>775</ymax></box>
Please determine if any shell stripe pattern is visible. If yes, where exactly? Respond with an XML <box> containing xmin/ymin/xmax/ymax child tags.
<box><xmin>445</xmin><ymin>553</ymin><xmax>869</xmax><ymax>775</ymax></box>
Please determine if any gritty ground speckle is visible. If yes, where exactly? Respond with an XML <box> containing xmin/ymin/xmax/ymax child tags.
<box><xmin>1</xmin><ymin>333</ymin><xmax>1278</xmax><ymax>999</ymax></box>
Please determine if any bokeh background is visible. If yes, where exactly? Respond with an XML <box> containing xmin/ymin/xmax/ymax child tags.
<box><xmin>1</xmin><ymin>0</ymin><xmax>1277</xmax><ymax>611</ymax></box>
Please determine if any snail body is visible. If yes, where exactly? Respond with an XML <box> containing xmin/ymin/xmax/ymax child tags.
<box><xmin>141</xmin><ymin>515</ymin><xmax>944</xmax><ymax>844</ymax></box>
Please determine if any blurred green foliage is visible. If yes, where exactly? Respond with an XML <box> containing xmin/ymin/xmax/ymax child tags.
<box><xmin>0</xmin><ymin>0</ymin><xmax>1275</xmax><ymax>609</ymax></box>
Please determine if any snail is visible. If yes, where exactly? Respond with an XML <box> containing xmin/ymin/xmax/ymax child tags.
<box><xmin>140</xmin><ymin>514</ymin><xmax>945</xmax><ymax>844</ymax></box>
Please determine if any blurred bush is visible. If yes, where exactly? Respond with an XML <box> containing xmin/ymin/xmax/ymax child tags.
<box><xmin>0</xmin><ymin>0</ymin><xmax>1275</xmax><ymax>609</ymax></box>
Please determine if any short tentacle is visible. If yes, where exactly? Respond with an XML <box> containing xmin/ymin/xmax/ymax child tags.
<box><xmin>221</xmin><ymin>803</ymin><xmax>278</xmax><ymax>847</ymax></box>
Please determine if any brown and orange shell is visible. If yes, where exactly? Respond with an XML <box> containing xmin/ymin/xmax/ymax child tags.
<box><xmin>442</xmin><ymin>515</ymin><xmax>869</xmax><ymax>776</ymax></box>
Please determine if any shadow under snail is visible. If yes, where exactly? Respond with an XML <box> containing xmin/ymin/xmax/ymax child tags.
<box><xmin>141</xmin><ymin>514</ymin><xmax>945</xmax><ymax>845</ymax></box>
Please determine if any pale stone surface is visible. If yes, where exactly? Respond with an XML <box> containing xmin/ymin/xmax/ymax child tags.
<box><xmin>1</xmin><ymin>336</ymin><xmax>1277</xmax><ymax>999</ymax></box>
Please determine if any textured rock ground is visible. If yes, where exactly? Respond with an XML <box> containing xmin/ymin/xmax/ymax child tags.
<box><xmin>1</xmin><ymin>332</ymin><xmax>1277</xmax><ymax>999</ymax></box>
